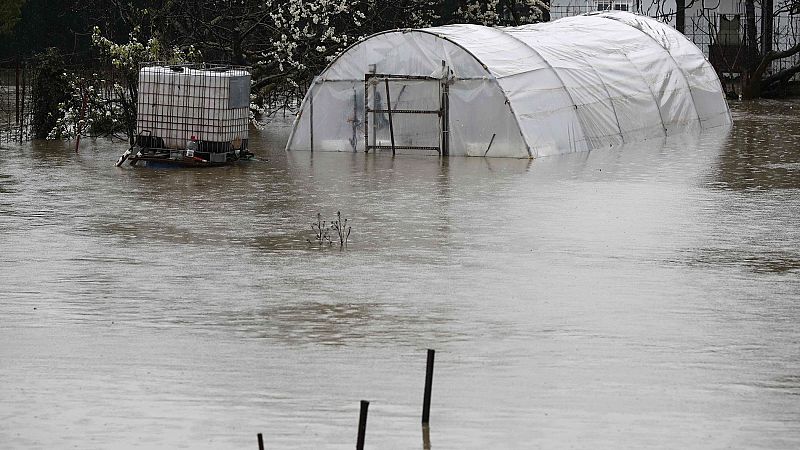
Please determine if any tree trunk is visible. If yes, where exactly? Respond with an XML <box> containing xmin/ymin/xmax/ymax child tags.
<box><xmin>761</xmin><ymin>0</ymin><xmax>773</xmax><ymax>55</ymax></box>
<box><xmin>745</xmin><ymin>0</ymin><xmax>757</xmax><ymax>53</ymax></box>
<box><xmin>741</xmin><ymin>0</ymin><xmax>761</xmax><ymax>99</ymax></box>
<box><xmin>232</xmin><ymin>29</ymin><xmax>245</xmax><ymax>66</ymax></box>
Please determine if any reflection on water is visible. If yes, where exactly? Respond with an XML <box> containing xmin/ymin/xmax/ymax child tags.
<box><xmin>233</xmin><ymin>300</ymin><xmax>460</xmax><ymax>346</ymax></box>
<box><xmin>686</xmin><ymin>248</ymin><xmax>800</xmax><ymax>274</ymax></box>
<box><xmin>1</xmin><ymin>102</ymin><xmax>800</xmax><ymax>449</ymax></box>
<box><xmin>714</xmin><ymin>100</ymin><xmax>800</xmax><ymax>191</ymax></box>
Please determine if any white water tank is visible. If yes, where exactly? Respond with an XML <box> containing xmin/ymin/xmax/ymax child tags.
<box><xmin>136</xmin><ymin>64</ymin><xmax>251</xmax><ymax>152</ymax></box>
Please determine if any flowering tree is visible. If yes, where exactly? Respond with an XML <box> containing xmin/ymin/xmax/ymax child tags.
<box><xmin>452</xmin><ymin>0</ymin><xmax>548</xmax><ymax>26</ymax></box>
<box><xmin>46</xmin><ymin>74</ymin><xmax>124</xmax><ymax>140</ymax></box>
<box><xmin>47</xmin><ymin>26</ymin><xmax>198</xmax><ymax>142</ymax></box>
<box><xmin>259</xmin><ymin>0</ymin><xmax>369</xmax><ymax>87</ymax></box>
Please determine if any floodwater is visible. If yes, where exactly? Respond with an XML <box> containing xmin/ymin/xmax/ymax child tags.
<box><xmin>1</xmin><ymin>101</ymin><xmax>799</xmax><ymax>449</ymax></box>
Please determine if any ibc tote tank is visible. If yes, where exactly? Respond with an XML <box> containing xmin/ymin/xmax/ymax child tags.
<box><xmin>135</xmin><ymin>64</ymin><xmax>251</xmax><ymax>153</ymax></box>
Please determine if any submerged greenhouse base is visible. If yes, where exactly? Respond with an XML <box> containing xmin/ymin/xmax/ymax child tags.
<box><xmin>286</xmin><ymin>11</ymin><xmax>731</xmax><ymax>158</ymax></box>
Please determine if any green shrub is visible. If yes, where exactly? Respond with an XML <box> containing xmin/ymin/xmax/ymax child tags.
<box><xmin>30</xmin><ymin>48</ymin><xmax>70</xmax><ymax>139</ymax></box>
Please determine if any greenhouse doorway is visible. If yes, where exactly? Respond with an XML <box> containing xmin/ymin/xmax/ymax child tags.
<box><xmin>364</xmin><ymin>74</ymin><xmax>449</xmax><ymax>156</ymax></box>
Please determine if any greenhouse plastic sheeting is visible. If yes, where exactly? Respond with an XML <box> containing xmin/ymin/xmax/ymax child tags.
<box><xmin>286</xmin><ymin>11</ymin><xmax>731</xmax><ymax>158</ymax></box>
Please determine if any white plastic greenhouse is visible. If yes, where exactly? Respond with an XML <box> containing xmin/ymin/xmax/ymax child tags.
<box><xmin>286</xmin><ymin>11</ymin><xmax>731</xmax><ymax>158</ymax></box>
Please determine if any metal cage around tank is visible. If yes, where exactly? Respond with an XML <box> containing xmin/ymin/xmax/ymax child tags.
<box><xmin>135</xmin><ymin>62</ymin><xmax>251</xmax><ymax>157</ymax></box>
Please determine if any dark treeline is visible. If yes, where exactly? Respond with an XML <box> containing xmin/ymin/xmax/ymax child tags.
<box><xmin>0</xmin><ymin>0</ymin><xmax>136</xmax><ymax>61</ymax></box>
<box><xmin>0</xmin><ymin>1</ymin><xmax>548</xmax><ymax>70</ymax></box>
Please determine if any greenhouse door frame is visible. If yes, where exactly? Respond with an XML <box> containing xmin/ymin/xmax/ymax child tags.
<box><xmin>364</xmin><ymin>73</ymin><xmax>449</xmax><ymax>156</ymax></box>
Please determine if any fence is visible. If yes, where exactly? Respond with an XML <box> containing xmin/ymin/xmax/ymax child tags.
<box><xmin>0</xmin><ymin>58</ymin><xmax>35</xmax><ymax>144</ymax></box>
<box><xmin>0</xmin><ymin>55</ymin><xmax>148</xmax><ymax>145</ymax></box>
<box><xmin>684</xmin><ymin>11</ymin><xmax>800</xmax><ymax>75</ymax></box>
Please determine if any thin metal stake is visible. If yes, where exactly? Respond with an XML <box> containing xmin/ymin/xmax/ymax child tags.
<box><xmin>357</xmin><ymin>400</ymin><xmax>369</xmax><ymax>450</ymax></box>
<box><xmin>15</xmin><ymin>56</ymin><xmax>20</xmax><ymax>124</ymax></box>
<box><xmin>75</xmin><ymin>86</ymin><xmax>87</xmax><ymax>153</ymax></box>
<box><xmin>364</xmin><ymin>75</ymin><xmax>369</xmax><ymax>153</ymax></box>
<box><xmin>384</xmin><ymin>79</ymin><xmax>395</xmax><ymax>156</ymax></box>
<box><xmin>422</xmin><ymin>349</ymin><xmax>435</xmax><ymax>424</ymax></box>
<box><xmin>20</xmin><ymin>63</ymin><xmax>26</xmax><ymax>143</ymax></box>
<box><xmin>483</xmin><ymin>133</ymin><xmax>497</xmax><ymax>157</ymax></box>
<box><xmin>309</xmin><ymin>82</ymin><xmax>314</xmax><ymax>153</ymax></box>
<box><xmin>441</xmin><ymin>81</ymin><xmax>449</xmax><ymax>157</ymax></box>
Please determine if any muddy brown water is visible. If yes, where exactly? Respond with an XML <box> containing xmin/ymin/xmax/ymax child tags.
<box><xmin>1</xmin><ymin>101</ymin><xmax>799</xmax><ymax>449</ymax></box>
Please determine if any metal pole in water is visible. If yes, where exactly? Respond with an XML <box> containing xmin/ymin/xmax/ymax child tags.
<box><xmin>422</xmin><ymin>349</ymin><xmax>435</xmax><ymax>424</ymax></box>
<box><xmin>257</xmin><ymin>433</ymin><xmax>264</xmax><ymax>450</ymax></box>
<box><xmin>384</xmin><ymin>79</ymin><xmax>395</xmax><ymax>156</ymax></box>
<box><xmin>364</xmin><ymin>75</ymin><xmax>370</xmax><ymax>153</ymax></box>
<box><xmin>15</xmin><ymin>55</ymin><xmax>20</xmax><ymax>124</ymax></box>
<box><xmin>356</xmin><ymin>400</ymin><xmax>369</xmax><ymax>450</ymax></box>
<box><xmin>20</xmin><ymin>62</ymin><xmax>26</xmax><ymax>143</ymax></box>
<box><xmin>441</xmin><ymin>81</ymin><xmax>449</xmax><ymax>157</ymax></box>
<box><xmin>309</xmin><ymin>81</ymin><xmax>314</xmax><ymax>153</ymax></box>
<box><xmin>76</xmin><ymin>86</ymin><xmax>87</xmax><ymax>153</ymax></box>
